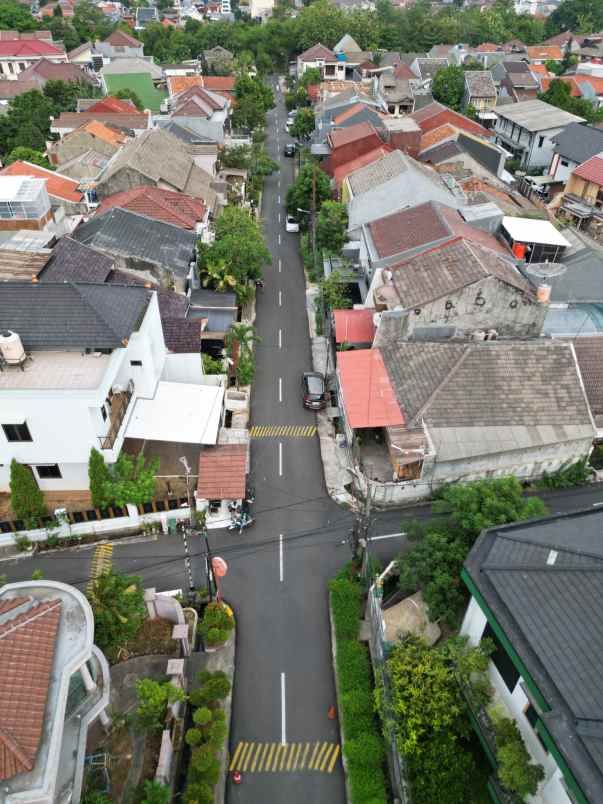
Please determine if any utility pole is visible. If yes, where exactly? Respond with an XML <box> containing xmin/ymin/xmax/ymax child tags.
<box><xmin>347</xmin><ymin>477</ymin><xmax>373</xmax><ymax>575</ymax></box>
<box><xmin>311</xmin><ymin>159</ymin><xmax>317</xmax><ymax>277</ymax></box>
<box><xmin>204</xmin><ymin>533</ymin><xmax>215</xmax><ymax>603</ymax></box>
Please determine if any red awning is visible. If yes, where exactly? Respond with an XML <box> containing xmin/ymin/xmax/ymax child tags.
<box><xmin>338</xmin><ymin>349</ymin><xmax>404</xmax><ymax>429</ymax></box>
<box><xmin>333</xmin><ymin>308</ymin><xmax>376</xmax><ymax>344</ymax></box>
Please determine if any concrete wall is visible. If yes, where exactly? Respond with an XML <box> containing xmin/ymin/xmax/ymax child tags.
<box><xmin>373</xmin><ymin>277</ymin><xmax>547</xmax><ymax>344</ymax></box>
<box><xmin>96</xmin><ymin>166</ymin><xmax>155</xmax><ymax>200</ymax></box>
<box><xmin>162</xmin><ymin>353</ymin><xmax>203</xmax><ymax>383</ymax></box>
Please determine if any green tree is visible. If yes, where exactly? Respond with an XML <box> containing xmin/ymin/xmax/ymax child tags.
<box><xmin>232</xmin><ymin>74</ymin><xmax>274</xmax><ymax>130</ymax></box>
<box><xmin>491</xmin><ymin>711</ymin><xmax>545</xmax><ymax>797</ymax></box>
<box><xmin>318</xmin><ymin>270</ymin><xmax>352</xmax><ymax>311</ymax></box>
<box><xmin>431</xmin><ymin>476</ymin><xmax>548</xmax><ymax>546</ymax></box>
<box><xmin>316</xmin><ymin>200</ymin><xmax>348</xmax><ymax>255</ymax></box>
<box><xmin>202</xmin><ymin>353</ymin><xmax>224</xmax><ymax>375</ymax></box>
<box><xmin>135</xmin><ymin>678</ymin><xmax>185</xmax><ymax>731</ymax></box>
<box><xmin>540</xmin><ymin>77</ymin><xmax>603</xmax><ymax>123</ymax></box>
<box><xmin>289</xmin><ymin>107</ymin><xmax>315</xmax><ymax>140</ymax></box>
<box><xmin>199</xmin><ymin>206</ymin><xmax>270</xmax><ymax>290</ymax></box>
<box><xmin>189</xmin><ymin>670</ymin><xmax>231</xmax><ymax>706</ymax></box>
<box><xmin>0</xmin><ymin>0</ymin><xmax>39</xmax><ymax>31</ymax></box>
<box><xmin>102</xmin><ymin>451</ymin><xmax>159</xmax><ymax>508</ymax></box>
<box><xmin>87</xmin><ymin>570</ymin><xmax>146</xmax><ymax>659</ymax></box>
<box><xmin>225</xmin><ymin>322</ymin><xmax>260</xmax><ymax>358</ymax></box>
<box><xmin>141</xmin><ymin>780</ymin><xmax>170</xmax><ymax>804</ymax></box>
<box><xmin>431</xmin><ymin>64</ymin><xmax>467</xmax><ymax>111</ymax></box>
<box><xmin>114</xmin><ymin>87</ymin><xmax>144</xmax><ymax>111</ymax></box>
<box><xmin>88</xmin><ymin>448</ymin><xmax>112</xmax><ymax>509</ymax></box>
<box><xmin>286</xmin><ymin>161</ymin><xmax>331</xmax><ymax>218</ymax></box>
<box><xmin>5</xmin><ymin>147</ymin><xmax>53</xmax><ymax>170</ymax></box>
<box><xmin>72</xmin><ymin>0</ymin><xmax>114</xmax><ymax>41</ymax></box>
<box><xmin>0</xmin><ymin>91</ymin><xmax>54</xmax><ymax>156</ymax></box>
<box><xmin>10</xmin><ymin>460</ymin><xmax>47</xmax><ymax>524</ymax></box>
<box><xmin>547</xmin><ymin>0</ymin><xmax>603</xmax><ymax>37</ymax></box>
<box><xmin>43</xmin><ymin>79</ymin><xmax>102</xmax><ymax>113</ymax></box>
<box><xmin>299</xmin><ymin>66</ymin><xmax>321</xmax><ymax>88</ymax></box>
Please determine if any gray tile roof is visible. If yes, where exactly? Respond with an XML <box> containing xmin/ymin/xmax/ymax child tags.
<box><xmin>348</xmin><ymin>149</ymin><xmax>409</xmax><ymax>195</ymax></box>
<box><xmin>464</xmin><ymin>508</ymin><xmax>603</xmax><ymax>802</ymax></box>
<box><xmin>72</xmin><ymin>208</ymin><xmax>197</xmax><ymax>278</ymax></box>
<box><xmin>0</xmin><ymin>281</ymin><xmax>150</xmax><ymax>350</ymax></box>
<box><xmin>381</xmin><ymin>340</ymin><xmax>594</xmax><ymax>451</ymax></box>
<box><xmin>549</xmin><ymin>240</ymin><xmax>603</xmax><ymax>303</ymax></box>
<box><xmin>39</xmin><ymin>237</ymin><xmax>114</xmax><ymax>283</ymax></box>
<box><xmin>415</xmin><ymin>58</ymin><xmax>449</xmax><ymax>79</ymax></box>
<box><xmin>464</xmin><ymin>70</ymin><xmax>496</xmax><ymax>98</ymax></box>
<box><xmin>551</xmin><ymin>122</ymin><xmax>603</xmax><ymax>164</ymax></box>
<box><xmin>495</xmin><ymin>99</ymin><xmax>585</xmax><ymax>132</ymax></box>
<box><xmin>420</xmin><ymin>140</ymin><xmax>463</xmax><ymax>164</ymax></box>
<box><xmin>390</xmin><ymin>239</ymin><xmax>531</xmax><ymax>309</ymax></box>
<box><xmin>189</xmin><ymin>288</ymin><xmax>236</xmax><ymax>308</ymax></box>
<box><xmin>98</xmin><ymin>127</ymin><xmax>217</xmax><ymax>206</ymax></box>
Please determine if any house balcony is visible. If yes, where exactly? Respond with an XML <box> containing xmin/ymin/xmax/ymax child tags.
<box><xmin>98</xmin><ymin>379</ymin><xmax>134</xmax><ymax>450</ymax></box>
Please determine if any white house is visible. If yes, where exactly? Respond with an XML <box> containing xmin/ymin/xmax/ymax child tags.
<box><xmin>0</xmin><ymin>282</ymin><xmax>223</xmax><ymax>493</ymax></box>
<box><xmin>0</xmin><ymin>39</ymin><xmax>67</xmax><ymax>80</ymax></box>
<box><xmin>461</xmin><ymin>508</ymin><xmax>603</xmax><ymax>804</ymax></box>
<box><xmin>493</xmin><ymin>99</ymin><xmax>585</xmax><ymax>170</ymax></box>
<box><xmin>0</xmin><ymin>579</ymin><xmax>111</xmax><ymax>804</ymax></box>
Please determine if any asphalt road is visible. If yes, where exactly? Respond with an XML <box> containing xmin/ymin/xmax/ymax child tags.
<box><xmin>5</xmin><ymin>80</ymin><xmax>603</xmax><ymax>803</ymax></box>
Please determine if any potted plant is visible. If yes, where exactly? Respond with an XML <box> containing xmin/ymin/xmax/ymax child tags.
<box><xmin>198</xmin><ymin>602</ymin><xmax>234</xmax><ymax>651</ymax></box>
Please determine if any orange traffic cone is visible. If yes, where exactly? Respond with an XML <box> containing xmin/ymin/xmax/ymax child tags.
<box><xmin>328</xmin><ymin>705</ymin><xmax>336</xmax><ymax>720</ymax></box>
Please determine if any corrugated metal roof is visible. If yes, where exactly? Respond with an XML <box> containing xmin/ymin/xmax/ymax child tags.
<box><xmin>338</xmin><ymin>349</ymin><xmax>404</xmax><ymax>428</ymax></box>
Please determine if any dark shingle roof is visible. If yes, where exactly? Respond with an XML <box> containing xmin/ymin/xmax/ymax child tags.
<box><xmin>551</xmin><ymin>122</ymin><xmax>603</xmax><ymax>164</ymax></box>
<box><xmin>0</xmin><ymin>282</ymin><xmax>150</xmax><ymax>350</ymax></box>
<box><xmin>162</xmin><ymin>318</ymin><xmax>202</xmax><ymax>353</ymax></box>
<box><xmin>72</xmin><ymin>208</ymin><xmax>197</xmax><ymax>278</ymax></box>
<box><xmin>39</xmin><ymin>237</ymin><xmax>114</xmax><ymax>283</ymax></box>
<box><xmin>420</xmin><ymin>140</ymin><xmax>463</xmax><ymax>164</ymax></box>
<box><xmin>464</xmin><ymin>508</ymin><xmax>603</xmax><ymax>802</ymax></box>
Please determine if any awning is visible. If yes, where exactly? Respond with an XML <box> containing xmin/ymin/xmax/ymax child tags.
<box><xmin>478</xmin><ymin>111</ymin><xmax>498</xmax><ymax>120</ymax></box>
<box><xmin>334</xmin><ymin>308</ymin><xmax>376</xmax><ymax>344</ymax></box>
<box><xmin>502</xmin><ymin>216</ymin><xmax>571</xmax><ymax>248</ymax></box>
<box><xmin>338</xmin><ymin>349</ymin><xmax>404</xmax><ymax>429</ymax></box>
<box><xmin>125</xmin><ymin>381</ymin><xmax>223</xmax><ymax>445</ymax></box>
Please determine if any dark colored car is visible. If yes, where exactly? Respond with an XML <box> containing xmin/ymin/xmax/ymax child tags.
<box><xmin>284</xmin><ymin>143</ymin><xmax>296</xmax><ymax>157</ymax></box>
<box><xmin>302</xmin><ymin>372</ymin><xmax>327</xmax><ymax>410</ymax></box>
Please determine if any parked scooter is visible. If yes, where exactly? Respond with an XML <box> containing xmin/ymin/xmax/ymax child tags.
<box><xmin>228</xmin><ymin>511</ymin><xmax>254</xmax><ymax>534</ymax></box>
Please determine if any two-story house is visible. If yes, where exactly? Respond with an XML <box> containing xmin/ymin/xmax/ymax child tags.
<box><xmin>95</xmin><ymin>29</ymin><xmax>144</xmax><ymax>61</ymax></box>
<box><xmin>462</xmin><ymin>70</ymin><xmax>497</xmax><ymax>118</ymax></box>
<box><xmin>494</xmin><ymin>99</ymin><xmax>585</xmax><ymax>169</ymax></box>
<box><xmin>0</xmin><ymin>281</ymin><xmax>223</xmax><ymax>493</ymax></box>
<box><xmin>461</xmin><ymin>507</ymin><xmax>603</xmax><ymax>804</ymax></box>
<box><xmin>0</xmin><ymin>38</ymin><xmax>67</xmax><ymax>80</ymax></box>
<box><xmin>549</xmin><ymin>122</ymin><xmax>603</xmax><ymax>183</ymax></box>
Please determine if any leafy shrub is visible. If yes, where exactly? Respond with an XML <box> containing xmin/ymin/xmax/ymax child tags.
<box><xmin>537</xmin><ymin>458</ymin><xmax>590</xmax><ymax>489</ymax></box>
<box><xmin>329</xmin><ymin>573</ymin><xmax>388</xmax><ymax>804</ymax></box>
<box><xmin>135</xmin><ymin>678</ymin><xmax>185</xmax><ymax>732</ymax></box>
<box><xmin>10</xmin><ymin>459</ymin><xmax>46</xmax><ymax>524</ymax></box>
<box><xmin>193</xmin><ymin>706</ymin><xmax>213</xmax><ymax>727</ymax></box>
<box><xmin>185</xmin><ymin>727</ymin><xmax>203</xmax><ymax>747</ymax></box>
<box><xmin>492</xmin><ymin>712</ymin><xmax>545</xmax><ymax>798</ymax></box>
<box><xmin>141</xmin><ymin>780</ymin><xmax>170</xmax><ymax>804</ymax></box>
<box><xmin>198</xmin><ymin>603</ymin><xmax>234</xmax><ymax>647</ymax></box>
<box><xmin>183</xmin><ymin>782</ymin><xmax>213</xmax><ymax>804</ymax></box>
<box><xmin>15</xmin><ymin>534</ymin><xmax>32</xmax><ymax>552</ymax></box>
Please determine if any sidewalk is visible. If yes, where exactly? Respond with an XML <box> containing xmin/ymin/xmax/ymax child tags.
<box><xmin>305</xmin><ymin>286</ymin><xmax>356</xmax><ymax>508</ymax></box>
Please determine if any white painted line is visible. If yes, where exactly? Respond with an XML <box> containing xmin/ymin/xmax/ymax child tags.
<box><xmin>281</xmin><ymin>672</ymin><xmax>286</xmax><ymax>744</ymax></box>
<box><xmin>278</xmin><ymin>258</ymin><xmax>282</xmax><ymax>273</ymax></box>
<box><xmin>278</xmin><ymin>290</ymin><xmax>282</xmax><ymax>306</ymax></box>
<box><xmin>278</xmin><ymin>195</ymin><xmax>281</xmax><ymax>204</ymax></box>
<box><xmin>593</xmin><ymin>502</ymin><xmax>603</xmax><ymax>507</ymax></box>
<box><xmin>278</xmin><ymin>212</ymin><xmax>281</xmax><ymax>223</ymax></box>
<box><xmin>278</xmin><ymin>328</ymin><xmax>282</xmax><ymax>349</ymax></box>
<box><xmin>279</xmin><ymin>441</ymin><xmax>283</xmax><ymax>477</ymax></box>
<box><xmin>369</xmin><ymin>532</ymin><xmax>406</xmax><ymax>542</ymax></box>
<box><xmin>278</xmin><ymin>376</ymin><xmax>282</xmax><ymax>402</ymax></box>
<box><xmin>279</xmin><ymin>534</ymin><xmax>284</xmax><ymax>582</ymax></box>
<box><xmin>278</xmin><ymin>233</ymin><xmax>281</xmax><ymax>245</ymax></box>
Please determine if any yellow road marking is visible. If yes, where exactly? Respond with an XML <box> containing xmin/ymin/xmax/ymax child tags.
<box><xmin>229</xmin><ymin>742</ymin><xmax>244</xmax><ymax>771</ymax></box>
<box><xmin>257</xmin><ymin>742</ymin><xmax>270</xmax><ymax>772</ymax></box>
<box><xmin>279</xmin><ymin>743</ymin><xmax>289</xmax><ymax>772</ymax></box>
<box><xmin>308</xmin><ymin>742</ymin><xmax>320</xmax><ymax>770</ymax></box>
<box><xmin>286</xmin><ymin>743</ymin><xmax>297</xmax><ymax>771</ymax></box>
<box><xmin>300</xmin><ymin>742</ymin><xmax>311</xmax><ymax>769</ymax></box>
<box><xmin>319</xmin><ymin>743</ymin><xmax>335</xmax><ymax>772</ymax></box>
<box><xmin>292</xmin><ymin>742</ymin><xmax>302</xmax><ymax>770</ymax></box>
<box><xmin>238</xmin><ymin>742</ymin><xmax>251</xmax><ymax>771</ymax></box>
<box><xmin>248</xmin><ymin>743</ymin><xmax>261</xmax><ymax>772</ymax></box>
<box><xmin>313</xmin><ymin>742</ymin><xmax>329</xmax><ymax>771</ymax></box>
<box><xmin>250</xmin><ymin>425</ymin><xmax>317</xmax><ymax>438</ymax></box>
<box><xmin>266</xmin><ymin>742</ymin><xmax>276</xmax><ymax>771</ymax></box>
<box><xmin>327</xmin><ymin>744</ymin><xmax>340</xmax><ymax>773</ymax></box>
<box><xmin>274</xmin><ymin>744</ymin><xmax>285</xmax><ymax>772</ymax></box>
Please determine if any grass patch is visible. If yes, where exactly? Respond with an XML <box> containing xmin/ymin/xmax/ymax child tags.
<box><xmin>104</xmin><ymin>73</ymin><xmax>167</xmax><ymax>112</ymax></box>
<box><xmin>329</xmin><ymin>571</ymin><xmax>389</xmax><ymax>804</ymax></box>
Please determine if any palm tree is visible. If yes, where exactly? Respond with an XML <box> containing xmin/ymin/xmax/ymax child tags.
<box><xmin>201</xmin><ymin>258</ymin><xmax>237</xmax><ymax>293</ymax></box>
<box><xmin>224</xmin><ymin>323</ymin><xmax>260</xmax><ymax>359</ymax></box>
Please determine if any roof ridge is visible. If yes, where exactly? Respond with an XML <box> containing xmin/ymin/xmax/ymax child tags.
<box><xmin>415</xmin><ymin>345</ymin><xmax>470</xmax><ymax>424</ymax></box>
<box><xmin>0</xmin><ymin>598</ymin><xmax>61</xmax><ymax>640</ymax></box>
<box><xmin>70</xmin><ymin>280</ymin><xmax>133</xmax><ymax>343</ymax></box>
<box><xmin>0</xmin><ymin>723</ymin><xmax>35</xmax><ymax>772</ymax></box>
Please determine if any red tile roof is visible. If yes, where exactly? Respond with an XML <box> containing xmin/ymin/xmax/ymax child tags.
<box><xmin>527</xmin><ymin>45</ymin><xmax>563</xmax><ymax>60</ymax></box>
<box><xmin>540</xmin><ymin>76</ymin><xmax>581</xmax><ymax>96</ymax></box>
<box><xmin>334</xmin><ymin>309</ymin><xmax>376</xmax><ymax>344</ymax></box>
<box><xmin>332</xmin><ymin>103</ymin><xmax>367</xmax><ymax>126</ymax></box>
<box><xmin>0</xmin><ymin>598</ymin><xmax>62</xmax><ymax>782</ymax></box>
<box><xmin>329</xmin><ymin>121</ymin><xmax>377</xmax><ymax>148</ymax></box>
<box><xmin>202</xmin><ymin>75</ymin><xmax>236</xmax><ymax>92</ymax></box>
<box><xmin>300</xmin><ymin>43</ymin><xmax>335</xmax><ymax>62</ymax></box>
<box><xmin>51</xmin><ymin>111</ymin><xmax>150</xmax><ymax>131</ymax></box>
<box><xmin>80</xmin><ymin>119</ymin><xmax>129</xmax><ymax>146</ymax></box>
<box><xmin>475</xmin><ymin>42</ymin><xmax>500</xmax><ymax>52</ymax></box>
<box><xmin>419</xmin><ymin>123</ymin><xmax>458</xmax><ymax>152</ymax></box>
<box><xmin>338</xmin><ymin>349</ymin><xmax>404</xmax><ymax>429</ymax></box>
<box><xmin>168</xmin><ymin>74</ymin><xmax>202</xmax><ymax>96</ymax></box>
<box><xmin>0</xmin><ymin>40</ymin><xmax>65</xmax><ymax>57</ymax></box>
<box><xmin>394</xmin><ymin>63</ymin><xmax>416</xmax><ymax>80</ymax></box>
<box><xmin>104</xmin><ymin>29</ymin><xmax>141</xmax><ymax>47</ymax></box>
<box><xmin>573</xmin><ymin>74</ymin><xmax>603</xmax><ymax>95</ymax></box>
<box><xmin>96</xmin><ymin>186</ymin><xmax>206</xmax><ymax>229</ymax></box>
<box><xmin>333</xmin><ymin>145</ymin><xmax>392</xmax><ymax>188</ymax></box>
<box><xmin>19</xmin><ymin>58</ymin><xmax>93</xmax><ymax>83</ymax></box>
<box><xmin>86</xmin><ymin>96</ymin><xmax>138</xmax><ymax>114</ymax></box>
<box><xmin>0</xmin><ymin>161</ymin><xmax>84</xmax><ymax>203</ymax></box>
<box><xmin>197</xmin><ymin>445</ymin><xmax>247</xmax><ymax>500</ymax></box>
<box><xmin>0</xmin><ymin>31</ymin><xmax>52</xmax><ymax>41</ymax></box>
<box><xmin>410</xmin><ymin>102</ymin><xmax>492</xmax><ymax>139</ymax></box>
<box><xmin>573</xmin><ymin>153</ymin><xmax>603</xmax><ymax>186</ymax></box>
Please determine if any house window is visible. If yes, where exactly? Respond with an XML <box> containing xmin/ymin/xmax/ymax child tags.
<box><xmin>0</xmin><ymin>201</ymin><xmax>14</xmax><ymax>219</ymax></box>
<box><xmin>101</xmin><ymin>406</ymin><xmax>107</xmax><ymax>422</ymax></box>
<box><xmin>2</xmin><ymin>422</ymin><xmax>32</xmax><ymax>442</ymax></box>
<box><xmin>538</xmin><ymin>136</ymin><xmax>545</xmax><ymax>148</ymax></box>
<box><xmin>36</xmin><ymin>464</ymin><xmax>62</xmax><ymax>479</ymax></box>
<box><xmin>561</xmin><ymin>159</ymin><xmax>569</xmax><ymax>167</ymax></box>
<box><xmin>483</xmin><ymin>622</ymin><xmax>520</xmax><ymax>691</ymax></box>
<box><xmin>524</xmin><ymin>703</ymin><xmax>549</xmax><ymax>753</ymax></box>
<box><xmin>130</xmin><ymin>360</ymin><xmax>143</xmax><ymax>367</ymax></box>
<box><xmin>209</xmin><ymin>499</ymin><xmax>221</xmax><ymax>513</ymax></box>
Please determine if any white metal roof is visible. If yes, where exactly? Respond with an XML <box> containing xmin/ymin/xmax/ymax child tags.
<box><xmin>0</xmin><ymin>175</ymin><xmax>45</xmax><ymax>202</ymax></box>
<box><xmin>125</xmin><ymin>381</ymin><xmax>224</xmax><ymax>444</ymax></box>
<box><xmin>502</xmin><ymin>216</ymin><xmax>571</xmax><ymax>247</ymax></box>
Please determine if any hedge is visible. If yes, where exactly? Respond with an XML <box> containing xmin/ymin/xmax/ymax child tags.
<box><xmin>329</xmin><ymin>573</ymin><xmax>389</xmax><ymax>804</ymax></box>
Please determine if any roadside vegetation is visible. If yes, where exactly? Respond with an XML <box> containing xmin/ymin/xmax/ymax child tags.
<box><xmin>329</xmin><ymin>568</ymin><xmax>389</xmax><ymax>804</ymax></box>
